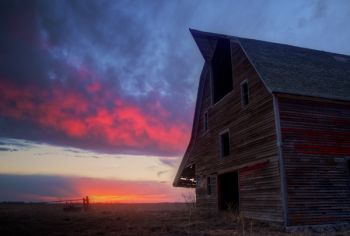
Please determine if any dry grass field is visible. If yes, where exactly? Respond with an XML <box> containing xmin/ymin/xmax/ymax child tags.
<box><xmin>0</xmin><ymin>203</ymin><xmax>349</xmax><ymax>236</ymax></box>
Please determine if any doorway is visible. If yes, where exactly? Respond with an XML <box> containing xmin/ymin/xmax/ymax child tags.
<box><xmin>218</xmin><ymin>171</ymin><xmax>239</xmax><ymax>210</ymax></box>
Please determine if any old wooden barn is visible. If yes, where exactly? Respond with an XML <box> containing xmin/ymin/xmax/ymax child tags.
<box><xmin>174</xmin><ymin>29</ymin><xmax>350</xmax><ymax>227</ymax></box>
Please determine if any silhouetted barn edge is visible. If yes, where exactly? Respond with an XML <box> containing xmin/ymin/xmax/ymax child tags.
<box><xmin>174</xmin><ymin>29</ymin><xmax>350</xmax><ymax>227</ymax></box>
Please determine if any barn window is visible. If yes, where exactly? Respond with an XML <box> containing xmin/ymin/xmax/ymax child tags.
<box><xmin>211</xmin><ymin>38</ymin><xmax>233</xmax><ymax>104</ymax></box>
<box><xmin>220</xmin><ymin>131</ymin><xmax>230</xmax><ymax>157</ymax></box>
<box><xmin>196</xmin><ymin>175</ymin><xmax>200</xmax><ymax>187</ymax></box>
<box><xmin>204</xmin><ymin>112</ymin><xmax>208</xmax><ymax>131</ymax></box>
<box><xmin>241</xmin><ymin>80</ymin><xmax>249</xmax><ymax>106</ymax></box>
<box><xmin>207</xmin><ymin>176</ymin><xmax>211</xmax><ymax>195</ymax></box>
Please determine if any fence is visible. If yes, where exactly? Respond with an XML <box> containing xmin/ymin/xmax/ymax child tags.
<box><xmin>51</xmin><ymin>196</ymin><xmax>90</xmax><ymax>211</ymax></box>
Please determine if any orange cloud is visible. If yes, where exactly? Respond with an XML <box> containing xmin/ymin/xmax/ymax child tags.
<box><xmin>0</xmin><ymin>75</ymin><xmax>190</xmax><ymax>155</ymax></box>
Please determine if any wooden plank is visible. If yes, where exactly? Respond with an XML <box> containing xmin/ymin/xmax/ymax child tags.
<box><xmin>273</xmin><ymin>95</ymin><xmax>288</xmax><ymax>226</ymax></box>
<box><xmin>278</xmin><ymin>94</ymin><xmax>350</xmax><ymax>226</ymax></box>
<box><xmin>188</xmin><ymin>42</ymin><xmax>282</xmax><ymax>222</ymax></box>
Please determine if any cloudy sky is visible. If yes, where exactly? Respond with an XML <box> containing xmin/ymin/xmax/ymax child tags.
<box><xmin>1</xmin><ymin>0</ymin><xmax>350</xmax><ymax>203</ymax></box>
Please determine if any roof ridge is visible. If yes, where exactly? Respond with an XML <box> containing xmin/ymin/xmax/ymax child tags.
<box><xmin>190</xmin><ymin>28</ymin><xmax>350</xmax><ymax>58</ymax></box>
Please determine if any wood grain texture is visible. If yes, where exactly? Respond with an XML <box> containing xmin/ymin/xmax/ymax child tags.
<box><xmin>278</xmin><ymin>94</ymin><xmax>350</xmax><ymax>226</ymax></box>
<box><xmin>177</xmin><ymin>30</ymin><xmax>350</xmax><ymax>227</ymax></box>
<box><xmin>189</xmin><ymin>42</ymin><xmax>283</xmax><ymax>222</ymax></box>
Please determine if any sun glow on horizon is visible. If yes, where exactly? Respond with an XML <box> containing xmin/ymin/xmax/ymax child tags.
<box><xmin>87</xmin><ymin>194</ymin><xmax>177</xmax><ymax>203</ymax></box>
<box><xmin>0</xmin><ymin>138</ymin><xmax>192</xmax><ymax>203</ymax></box>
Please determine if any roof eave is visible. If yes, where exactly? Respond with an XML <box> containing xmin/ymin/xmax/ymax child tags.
<box><xmin>189</xmin><ymin>28</ymin><xmax>218</xmax><ymax>62</ymax></box>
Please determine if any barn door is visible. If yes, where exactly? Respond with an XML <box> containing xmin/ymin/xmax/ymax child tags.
<box><xmin>218</xmin><ymin>171</ymin><xmax>239</xmax><ymax>211</ymax></box>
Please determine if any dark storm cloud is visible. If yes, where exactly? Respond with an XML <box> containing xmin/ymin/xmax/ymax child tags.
<box><xmin>33</xmin><ymin>0</ymin><xmax>199</xmax><ymax>111</ymax></box>
<box><xmin>0</xmin><ymin>0</ymin><xmax>53</xmax><ymax>87</ymax></box>
<box><xmin>0</xmin><ymin>147</ymin><xmax>18</xmax><ymax>152</ymax></box>
<box><xmin>0</xmin><ymin>0</ymin><xmax>350</xmax><ymax>157</ymax></box>
<box><xmin>0</xmin><ymin>137</ymin><xmax>34</xmax><ymax>152</ymax></box>
<box><xmin>0</xmin><ymin>174</ymin><xmax>78</xmax><ymax>201</ymax></box>
<box><xmin>0</xmin><ymin>0</ymin><xmax>198</xmax><ymax>156</ymax></box>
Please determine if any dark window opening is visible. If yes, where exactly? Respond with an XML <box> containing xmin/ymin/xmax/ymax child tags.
<box><xmin>212</xmin><ymin>38</ymin><xmax>233</xmax><ymax>103</ymax></box>
<box><xmin>204</xmin><ymin>112</ymin><xmax>208</xmax><ymax>131</ymax></box>
<box><xmin>220</xmin><ymin>131</ymin><xmax>230</xmax><ymax>157</ymax></box>
<box><xmin>195</xmin><ymin>175</ymin><xmax>200</xmax><ymax>187</ymax></box>
<box><xmin>218</xmin><ymin>171</ymin><xmax>239</xmax><ymax>211</ymax></box>
<box><xmin>241</xmin><ymin>80</ymin><xmax>249</xmax><ymax>106</ymax></box>
<box><xmin>347</xmin><ymin>160</ymin><xmax>350</xmax><ymax>187</ymax></box>
<box><xmin>207</xmin><ymin>176</ymin><xmax>211</xmax><ymax>195</ymax></box>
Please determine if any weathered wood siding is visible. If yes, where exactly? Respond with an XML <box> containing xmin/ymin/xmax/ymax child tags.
<box><xmin>189</xmin><ymin>42</ymin><xmax>283</xmax><ymax>222</ymax></box>
<box><xmin>239</xmin><ymin>159</ymin><xmax>283</xmax><ymax>221</ymax></box>
<box><xmin>278</xmin><ymin>95</ymin><xmax>350</xmax><ymax>226</ymax></box>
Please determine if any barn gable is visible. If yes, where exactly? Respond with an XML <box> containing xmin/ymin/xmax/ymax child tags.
<box><xmin>173</xmin><ymin>30</ymin><xmax>272</xmax><ymax>187</ymax></box>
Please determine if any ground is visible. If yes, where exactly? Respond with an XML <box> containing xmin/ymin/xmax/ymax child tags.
<box><xmin>0</xmin><ymin>203</ymin><xmax>349</xmax><ymax>236</ymax></box>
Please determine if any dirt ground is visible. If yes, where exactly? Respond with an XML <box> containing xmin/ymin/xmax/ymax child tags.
<box><xmin>0</xmin><ymin>203</ymin><xmax>349</xmax><ymax>236</ymax></box>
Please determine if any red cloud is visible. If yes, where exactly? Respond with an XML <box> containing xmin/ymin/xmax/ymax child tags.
<box><xmin>0</xmin><ymin>71</ymin><xmax>190</xmax><ymax>155</ymax></box>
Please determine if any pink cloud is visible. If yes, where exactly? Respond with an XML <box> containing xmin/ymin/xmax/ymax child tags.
<box><xmin>0</xmin><ymin>69</ymin><xmax>190</xmax><ymax>155</ymax></box>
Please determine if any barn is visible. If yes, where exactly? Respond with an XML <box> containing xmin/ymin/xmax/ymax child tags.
<box><xmin>173</xmin><ymin>29</ymin><xmax>350</xmax><ymax>227</ymax></box>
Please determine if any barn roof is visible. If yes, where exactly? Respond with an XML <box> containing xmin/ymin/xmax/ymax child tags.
<box><xmin>191</xmin><ymin>29</ymin><xmax>350</xmax><ymax>102</ymax></box>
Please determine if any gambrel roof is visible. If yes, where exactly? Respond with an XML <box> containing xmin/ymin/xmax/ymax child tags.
<box><xmin>192</xmin><ymin>29</ymin><xmax>350</xmax><ymax>102</ymax></box>
<box><xmin>174</xmin><ymin>29</ymin><xmax>350</xmax><ymax>187</ymax></box>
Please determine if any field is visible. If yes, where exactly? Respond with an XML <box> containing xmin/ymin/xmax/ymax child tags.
<box><xmin>0</xmin><ymin>203</ymin><xmax>349</xmax><ymax>236</ymax></box>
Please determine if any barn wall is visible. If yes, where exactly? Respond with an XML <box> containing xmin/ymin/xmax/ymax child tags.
<box><xmin>278</xmin><ymin>95</ymin><xmax>350</xmax><ymax>226</ymax></box>
<box><xmin>196</xmin><ymin>175</ymin><xmax>218</xmax><ymax>210</ymax></box>
<box><xmin>189</xmin><ymin>42</ymin><xmax>283</xmax><ymax>222</ymax></box>
<box><xmin>239</xmin><ymin>158</ymin><xmax>282</xmax><ymax>222</ymax></box>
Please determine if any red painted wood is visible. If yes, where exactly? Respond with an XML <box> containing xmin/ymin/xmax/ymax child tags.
<box><xmin>278</xmin><ymin>95</ymin><xmax>350</xmax><ymax>226</ymax></box>
<box><xmin>239</xmin><ymin>160</ymin><xmax>270</xmax><ymax>175</ymax></box>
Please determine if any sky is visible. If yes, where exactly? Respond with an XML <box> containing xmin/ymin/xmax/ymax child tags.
<box><xmin>1</xmin><ymin>0</ymin><xmax>350</xmax><ymax>203</ymax></box>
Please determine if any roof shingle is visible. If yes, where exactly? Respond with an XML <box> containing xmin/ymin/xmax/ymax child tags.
<box><xmin>191</xmin><ymin>29</ymin><xmax>350</xmax><ymax>102</ymax></box>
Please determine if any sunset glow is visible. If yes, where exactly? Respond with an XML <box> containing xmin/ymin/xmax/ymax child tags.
<box><xmin>0</xmin><ymin>79</ymin><xmax>190</xmax><ymax>155</ymax></box>
<box><xmin>0</xmin><ymin>139</ymin><xmax>188</xmax><ymax>203</ymax></box>
<box><xmin>1</xmin><ymin>0</ymin><xmax>349</xmax><ymax>204</ymax></box>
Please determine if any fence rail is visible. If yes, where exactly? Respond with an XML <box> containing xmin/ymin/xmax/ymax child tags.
<box><xmin>51</xmin><ymin>196</ymin><xmax>90</xmax><ymax>211</ymax></box>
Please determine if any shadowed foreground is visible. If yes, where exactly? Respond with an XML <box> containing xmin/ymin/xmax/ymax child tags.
<box><xmin>0</xmin><ymin>203</ymin><xmax>349</xmax><ymax>236</ymax></box>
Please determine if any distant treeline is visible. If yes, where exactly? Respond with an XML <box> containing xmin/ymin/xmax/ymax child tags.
<box><xmin>0</xmin><ymin>201</ymin><xmax>48</xmax><ymax>205</ymax></box>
